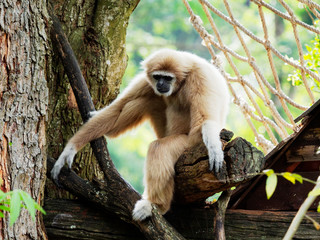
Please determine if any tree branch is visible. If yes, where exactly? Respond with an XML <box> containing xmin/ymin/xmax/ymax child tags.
<box><xmin>49</xmin><ymin>13</ymin><xmax>186</xmax><ymax>240</ymax></box>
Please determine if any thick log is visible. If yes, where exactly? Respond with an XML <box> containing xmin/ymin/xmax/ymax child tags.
<box><xmin>44</xmin><ymin>199</ymin><xmax>320</xmax><ymax>240</ymax></box>
<box><xmin>174</xmin><ymin>134</ymin><xmax>265</xmax><ymax>204</ymax></box>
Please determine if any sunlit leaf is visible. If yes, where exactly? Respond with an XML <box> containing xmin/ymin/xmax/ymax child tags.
<box><xmin>266</xmin><ymin>173</ymin><xmax>277</xmax><ymax>199</ymax></box>
<box><xmin>0</xmin><ymin>205</ymin><xmax>10</xmax><ymax>212</ymax></box>
<box><xmin>35</xmin><ymin>204</ymin><xmax>46</xmax><ymax>215</ymax></box>
<box><xmin>0</xmin><ymin>191</ymin><xmax>7</xmax><ymax>202</ymax></box>
<box><xmin>263</xmin><ymin>169</ymin><xmax>274</xmax><ymax>177</ymax></box>
<box><xmin>282</xmin><ymin>172</ymin><xmax>295</xmax><ymax>184</ymax></box>
<box><xmin>9</xmin><ymin>190</ymin><xmax>22</xmax><ymax>226</ymax></box>
<box><xmin>292</xmin><ymin>173</ymin><xmax>303</xmax><ymax>184</ymax></box>
<box><xmin>19</xmin><ymin>191</ymin><xmax>35</xmax><ymax>221</ymax></box>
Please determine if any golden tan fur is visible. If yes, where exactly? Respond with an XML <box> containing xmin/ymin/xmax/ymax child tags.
<box><xmin>51</xmin><ymin>49</ymin><xmax>229</xmax><ymax>221</ymax></box>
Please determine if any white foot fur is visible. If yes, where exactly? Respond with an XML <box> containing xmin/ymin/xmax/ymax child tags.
<box><xmin>132</xmin><ymin>199</ymin><xmax>152</xmax><ymax>221</ymax></box>
<box><xmin>202</xmin><ymin>120</ymin><xmax>224</xmax><ymax>173</ymax></box>
<box><xmin>89</xmin><ymin>110</ymin><xmax>98</xmax><ymax>118</ymax></box>
<box><xmin>51</xmin><ymin>143</ymin><xmax>77</xmax><ymax>183</ymax></box>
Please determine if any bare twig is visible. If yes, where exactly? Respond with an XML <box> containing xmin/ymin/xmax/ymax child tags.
<box><xmin>283</xmin><ymin>176</ymin><xmax>320</xmax><ymax>240</ymax></box>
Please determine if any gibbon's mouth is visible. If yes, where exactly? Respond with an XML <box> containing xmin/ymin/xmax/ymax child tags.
<box><xmin>156</xmin><ymin>88</ymin><xmax>172</xmax><ymax>97</ymax></box>
<box><xmin>157</xmin><ymin>87</ymin><xmax>170</xmax><ymax>94</ymax></box>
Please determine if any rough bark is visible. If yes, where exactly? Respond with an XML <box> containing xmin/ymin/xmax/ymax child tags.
<box><xmin>174</xmin><ymin>135</ymin><xmax>265</xmax><ymax>204</ymax></box>
<box><xmin>46</xmin><ymin>0</ymin><xmax>140</xmax><ymax>198</ymax></box>
<box><xmin>44</xmin><ymin>199</ymin><xmax>320</xmax><ymax>240</ymax></box>
<box><xmin>0</xmin><ymin>0</ymin><xmax>48</xmax><ymax>239</ymax></box>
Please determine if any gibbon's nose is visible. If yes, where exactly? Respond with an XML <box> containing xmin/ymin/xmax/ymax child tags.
<box><xmin>157</xmin><ymin>80</ymin><xmax>170</xmax><ymax>93</ymax></box>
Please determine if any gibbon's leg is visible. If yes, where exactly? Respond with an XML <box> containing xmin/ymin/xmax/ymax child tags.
<box><xmin>132</xmin><ymin>134</ymin><xmax>190</xmax><ymax>221</ymax></box>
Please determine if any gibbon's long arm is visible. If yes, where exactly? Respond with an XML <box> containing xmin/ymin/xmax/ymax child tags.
<box><xmin>51</xmin><ymin>74</ymin><xmax>161</xmax><ymax>182</ymax></box>
<box><xmin>186</xmin><ymin>63</ymin><xmax>229</xmax><ymax>174</ymax></box>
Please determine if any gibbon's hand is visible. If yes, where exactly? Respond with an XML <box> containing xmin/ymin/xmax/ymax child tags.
<box><xmin>51</xmin><ymin>143</ymin><xmax>77</xmax><ymax>185</ymax></box>
<box><xmin>201</xmin><ymin>120</ymin><xmax>224</xmax><ymax>174</ymax></box>
<box><xmin>207</xmin><ymin>140</ymin><xmax>224</xmax><ymax>174</ymax></box>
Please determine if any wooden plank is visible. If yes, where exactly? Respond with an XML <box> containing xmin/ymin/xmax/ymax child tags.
<box><xmin>286</xmin><ymin>118</ymin><xmax>320</xmax><ymax>163</ymax></box>
<box><xmin>44</xmin><ymin>199</ymin><xmax>320</xmax><ymax>240</ymax></box>
<box><xmin>294</xmin><ymin>98</ymin><xmax>320</xmax><ymax>123</ymax></box>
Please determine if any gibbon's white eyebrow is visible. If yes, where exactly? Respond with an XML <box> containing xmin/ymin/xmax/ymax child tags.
<box><xmin>152</xmin><ymin>71</ymin><xmax>175</xmax><ymax>78</ymax></box>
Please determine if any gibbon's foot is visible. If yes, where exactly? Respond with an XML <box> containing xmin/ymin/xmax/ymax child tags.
<box><xmin>89</xmin><ymin>110</ymin><xmax>98</xmax><ymax>118</ymax></box>
<box><xmin>132</xmin><ymin>199</ymin><xmax>152</xmax><ymax>221</ymax></box>
<box><xmin>51</xmin><ymin>143</ymin><xmax>77</xmax><ymax>184</ymax></box>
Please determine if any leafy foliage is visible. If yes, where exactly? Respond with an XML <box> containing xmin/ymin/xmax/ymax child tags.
<box><xmin>263</xmin><ymin>169</ymin><xmax>320</xmax><ymax>218</ymax></box>
<box><xmin>287</xmin><ymin>21</ymin><xmax>320</xmax><ymax>91</ymax></box>
<box><xmin>0</xmin><ymin>189</ymin><xmax>45</xmax><ymax>226</ymax></box>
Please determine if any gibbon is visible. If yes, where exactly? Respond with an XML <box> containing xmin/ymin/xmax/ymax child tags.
<box><xmin>51</xmin><ymin>49</ymin><xmax>229</xmax><ymax>221</ymax></box>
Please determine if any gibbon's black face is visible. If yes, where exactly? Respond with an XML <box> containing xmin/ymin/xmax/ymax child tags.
<box><xmin>151</xmin><ymin>71</ymin><xmax>176</xmax><ymax>96</ymax></box>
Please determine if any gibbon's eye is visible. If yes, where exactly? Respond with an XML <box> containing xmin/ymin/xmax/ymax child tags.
<box><xmin>153</xmin><ymin>74</ymin><xmax>162</xmax><ymax>81</ymax></box>
<box><xmin>153</xmin><ymin>74</ymin><xmax>173</xmax><ymax>82</ymax></box>
<box><xmin>163</xmin><ymin>75</ymin><xmax>173</xmax><ymax>81</ymax></box>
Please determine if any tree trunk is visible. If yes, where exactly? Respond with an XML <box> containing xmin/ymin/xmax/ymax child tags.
<box><xmin>46</xmin><ymin>0</ymin><xmax>140</xmax><ymax>198</ymax></box>
<box><xmin>0</xmin><ymin>0</ymin><xmax>48</xmax><ymax>239</ymax></box>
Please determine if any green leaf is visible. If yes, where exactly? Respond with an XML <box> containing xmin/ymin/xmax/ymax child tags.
<box><xmin>0</xmin><ymin>205</ymin><xmax>10</xmax><ymax>212</ymax></box>
<box><xmin>263</xmin><ymin>169</ymin><xmax>274</xmax><ymax>177</ymax></box>
<box><xmin>306</xmin><ymin>45</ymin><xmax>312</xmax><ymax>52</ymax></box>
<box><xmin>317</xmin><ymin>203</ymin><xmax>320</xmax><ymax>213</ymax></box>
<box><xmin>0</xmin><ymin>191</ymin><xmax>7</xmax><ymax>202</ymax></box>
<box><xmin>282</xmin><ymin>172</ymin><xmax>296</xmax><ymax>184</ymax></box>
<box><xmin>0</xmin><ymin>211</ymin><xmax>4</xmax><ymax>218</ymax></box>
<box><xmin>266</xmin><ymin>173</ymin><xmax>277</xmax><ymax>199</ymax></box>
<box><xmin>9</xmin><ymin>190</ymin><xmax>22</xmax><ymax>226</ymax></box>
<box><xmin>309</xmin><ymin>189</ymin><xmax>320</xmax><ymax>197</ymax></box>
<box><xmin>35</xmin><ymin>204</ymin><xmax>46</xmax><ymax>215</ymax></box>
<box><xmin>292</xmin><ymin>173</ymin><xmax>303</xmax><ymax>184</ymax></box>
<box><xmin>19</xmin><ymin>191</ymin><xmax>35</xmax><ymax>221</ymax></box>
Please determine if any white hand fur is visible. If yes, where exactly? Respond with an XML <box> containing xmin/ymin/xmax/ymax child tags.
<box><xmin>202</xmin><ymin>120</ymin><xmax>224</xmax><ymax>173</ymax></box>
<box><xmin>51</xmin><ymin>143</ymin><xmax>77</xmax><ymax>182</ymax></box>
